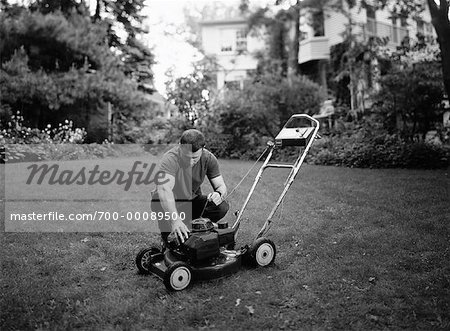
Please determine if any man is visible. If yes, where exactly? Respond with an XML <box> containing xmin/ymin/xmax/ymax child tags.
<box><xmin>151</xmin><ymin>129</ymin><xmax>229</xmax><ymax>243</ymax></box>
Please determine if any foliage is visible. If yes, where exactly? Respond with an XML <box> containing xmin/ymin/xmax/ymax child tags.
<box><xmin>206</xmin><ymin>72</ymin><xmax>326</xmax><ymax>159</ymax></box>
<box><xmin>248</xmin><ymin>7</ymin><xmax>291</xmax><ymax>76</ymax></box>
<box><xmin>376</xmin><ymin>0</ymin><xmax>450</xmax><ymax>100</ymax></box>
<box><xmin>231</xmin><ymin>73</ymin><xmax>325</xmax><ymax>135</ymax></box>
<box><xmin>329</xmin><ymin>33</ymin><xmax>391</xmax><ymax>109</ymax></box>
<box><xmin>115</xmin><ymin>116</ymin><xmax>192</xmax><ymax>145</ymax></box>
<box><xmin>0</xmin><ymin>5</ymin><xmax>157</xmax><ymax>142</ymax></box>
<box><xmin>26</xmin><ymin>0</ymin><xmax>155</xmax><ymax>89</ymax></box>
<box><xmin>245</xmin><ymin>0</ymin><xmax>359</xmax><ymax>78</ymax></box>
<box><xmin>307</xmin><ymin>117</ymin><xmax>449</xmax><ymax>169</ymax></box>
<box><xmin>369</xmin><ymin>37</ymin><xmax>445</xmax><ymax>140</ymax></box>
<box><xmin>166</xmin><ymin>66</ymin><xmax>325</xmax><ymax>159</ymax></box>
<box><xmin>308</xmin><ymin>131</ymin><xmax>449</xmax><ymax>169</ymax></box>
<box><xmin>1</xmin><ymin>111</ymin><xmax>86</xmax><ymax>144</ymax></box>
<box><xmin>371</xmin><ymin>62</ymin><xmax>444</xmax><ymax>139</ymax></box>
<box><xmin>165</xmin><ymin>57</ymin><xmax>218</xmax><ymax>125</ymax></box>
<box><xmin>0</xmin><ymin>8</ymin><xmax>112</xmax><ymax>72</ymax></box>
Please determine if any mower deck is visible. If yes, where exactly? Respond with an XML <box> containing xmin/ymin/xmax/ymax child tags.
<box><xmin>148</xmin><ymin>248</ymin><xmax>245</xmax><ymax>281</ymax></box>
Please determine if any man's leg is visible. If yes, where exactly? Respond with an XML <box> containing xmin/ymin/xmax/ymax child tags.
<box><xmin>150</xmin><ymin>198</ymin><xmax>171</xmax><ymax>245</ymax></box>
<box><xmin>192</xmin><ymin>195</ymin><xmax>229</xmax><ymax>222</ymax></box>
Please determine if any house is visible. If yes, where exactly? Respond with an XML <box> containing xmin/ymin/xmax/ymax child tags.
<box><xmin>199</xmin><ymin>2</ymin><xmax>437</xmax><ymax>113</ymax></box>
<box><xmin>298</xmin><ymin>0</ymin><xmax>436</xmax><ymax>91</ymax></box>
<box><xmin>145</xmin><ymin>91</ymin><xmax>177</xmax><ymax>119</ymax></box>
<box><xmin>200</xmin><ymin>17</ymin><xmax>265</xmax><ymax>90</ymax></box>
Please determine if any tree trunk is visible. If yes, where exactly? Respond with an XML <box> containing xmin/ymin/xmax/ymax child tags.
<box><xmin>287</xmin><ymin>1</ymin><xmax>301</xmax><ymax>79</ymax></box>
<box><xmin>427</xmin><ymin>0</ymin><xmax>450</xmax><ymax>99</ymax></box>
<box><xmin>93</xmin><ymin>0</ymin><xmax>101</xmax><ymax>22</ymax></box>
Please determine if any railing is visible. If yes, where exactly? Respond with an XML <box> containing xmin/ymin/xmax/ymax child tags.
<box><xmin>364</xmin><ymin>18</ymin><xmax>409</xmax><ymax>45</ymax></box>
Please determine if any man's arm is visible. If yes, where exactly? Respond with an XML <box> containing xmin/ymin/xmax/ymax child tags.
<box><xmin>208</xmin><ymin>175</ymin><xmax>227</xmax><ymax>205</ymax></box>
<box><xmin>157</xmin><ymin>173</ymin><xmax>190</xmax><ymax>242</ymax></box>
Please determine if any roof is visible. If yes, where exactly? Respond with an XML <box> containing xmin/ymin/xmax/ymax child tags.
<box><xmin>146</xmin><ymin>91</ymin><xmax>166</xmax><ymax>105</ymax></box>
<box><xmin>199</xmin><ymin>17</ymin><xmax>248</xmax><ymax>26</ymax></box>
<box><xmin>145</xmin><ymin>92</ymin><xmax>177</xmax><ymax>111</ymax></box>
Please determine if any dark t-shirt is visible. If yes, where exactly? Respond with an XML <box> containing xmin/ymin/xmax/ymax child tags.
<box><xmin>157</xmin><ymin>146</ymin><xmax>221</xmax><ymax>200</ymax></box>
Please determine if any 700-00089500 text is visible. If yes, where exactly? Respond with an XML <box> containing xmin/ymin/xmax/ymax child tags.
<box><xmin>9</xmin><ymin>211</ymin><xmax>186</xmax><ymax>222</ymax></box>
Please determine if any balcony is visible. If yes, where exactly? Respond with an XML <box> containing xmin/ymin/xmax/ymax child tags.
<box><xmin>363</xmin><ymin>18</ymin><xmax>409</xmax><ymax>45</ymax></box>
<box><xmin>298</xmin><ymin>36</ymin><xmax>330</xmax><ymax>64</ymax></box>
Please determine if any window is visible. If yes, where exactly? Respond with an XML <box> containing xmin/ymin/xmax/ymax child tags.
<box><xmin>400</xmin><ymin>16</ymin><xmax>408</xmax><ymax>27</ymax></box>
<box><xmin>424</xmin><ymin>22</ymin><xmax>434</xmax><ymax>36</ymax></box>
<box><xmin>236</xmin><ymin>29</ymin><xmax>247</xmax><ymax>52</ymax></box>
<box><xmin>224</xmin><ymin>80</ymin><xmax>241</xmax><ymax>90</ymax></box>
<box><xmin>312</xmin><ymin>10</ymin><xmax>324</xmax><ymax>37</ymax></box>
<box><xmin>220</xmin><ymin>28</ymin><xmax>248</xmax><ymax>53</ymax></box>
<box><xmin>365</xmin><ymin>5</ymin><xmax>377</xmax><ymax>37</ymax></box>
<box><xmin>220</xmin><ymin>29</ymin><xmax>234</xmax><ymax>52</ymax></box>
<box><xmin>300</xmin><ymin>30</ymin><xmax>308</xmax><ymax>41</ymax></box>
<box><xmin>391</xmin><ymin>17</ymin><xmax>398</xmax><ymax>43</ymax></box>
<box><xmin>416</xmin><ymin>19</ymin><xmax>434</xmax><ymax>40</ymax></box>
<box><xmin>366</xmin><ymin>5</ymin><xmax>376</xmax><ymax>19</ymax></box>
<box><xmin>416</xmin><ymin>19</ymin><xmax>424</xmax><ymax>35</ymax></box>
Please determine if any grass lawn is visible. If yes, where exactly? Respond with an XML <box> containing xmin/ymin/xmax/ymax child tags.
<box><xmin>1</xmin><ymin>159</ymin><xmax>449</xmax><ymax>330</ymax></box>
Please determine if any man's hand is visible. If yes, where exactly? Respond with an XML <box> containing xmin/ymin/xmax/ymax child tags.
<box><xmin>171</xmin><ymin>218</ymin><xmax>190</xmax><ymax>243</ymax></box>
<box><xmin>207</xmin><ymin>192</ymin><xmax>222</xmax><ymax>206</ymax></box>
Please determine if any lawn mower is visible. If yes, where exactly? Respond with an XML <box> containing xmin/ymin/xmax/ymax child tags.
<box><xmin>136</xmin><ymin>114</ymin><xmax>320</xmax><ymax>291</ymax></box>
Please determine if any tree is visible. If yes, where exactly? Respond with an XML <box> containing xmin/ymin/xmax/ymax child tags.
<box><xmin>91</xmin><ymin>0</ymin><xmax>155</xmax><ymax>90</ymax></box>
<box><xmin>244</xmin><ymin>0</ymin><xmax>449</xmax><ymax>99</ymax></box>
<box><xmin>371</xmin><ymin>0</ymin><xmax>450</xmax><ymax>100</ymax></box>
<box><xmin>165</xmin><ymin>57</ymin><xmax>218</xmax><ymax>125</ymax></box>
<box><xmin>372</xmin><ymin>60</ymin><xmax>444</xmax><ymax>139</ymax></box>
<box><xmin>0</xmin><ymin>2</ymin><xmax>157</xmax><ymax>142</ymax></box>
<box><xmin>26</xmin><ymin>0</ymin><xmax>155</xmax><ymax>90</ymax></box>
<box><xmin>217</xmin><ymin>72</ymin><xmax>326</xmax><ymax>138</ymax></box>
<box><xmin>325</xmin><ymin>0</ymin><xmax>450</xmax><ymax>111</ymax></box>
<box><xmin>422</xmin><ymin>0</ymin><xmax>449</xmax><ymax>98</ymax></box>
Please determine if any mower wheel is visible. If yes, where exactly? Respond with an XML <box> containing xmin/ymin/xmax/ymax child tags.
<box><xmin>250</xmin><ymin>238</ymin><xmax>276</xmax><ymax>267</ymax></box>
<box><xmin>164</xmin><ymin>262</ymin><xmax>192</xmax><ymax>291</ymax></box>
<box><xmin>136</xmin><ymin>247</ymin><xmax>160</xmax><ymax>274</ymax></box>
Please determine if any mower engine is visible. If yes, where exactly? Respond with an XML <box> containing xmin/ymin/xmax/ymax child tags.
<box><xmin>180</xmin><ymin>218</ymin><xmax>235</xmax><ymax>263</ymax></box>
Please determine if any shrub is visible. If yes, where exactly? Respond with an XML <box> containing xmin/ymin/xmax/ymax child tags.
<box><xmin>205</xmin><ymin>73</ymin><xmax>326</xmax><ymax>159</ymax></box>
<box><xmin>371</xmin><ymin>61</ymin><xmax>444</xmax><ymax>140</ymax></box>
<box><xmin>1</xmin><ymin>111</ymin><xmax>89</xmax><ymax>163</ymax></box>
<box><xmin>1</xmin><ymin>111</ymin><xmax>86</xmax><ymax>144</ymax></box>
<box><xmin>0</xmin><ymin>11</ymin><xmax>157</xmax><ymax>143</ymax></box>
<box><xmin>307</xmin><ymin>133</ymin><xmax>449</xmax><ymax>169</ymax></box>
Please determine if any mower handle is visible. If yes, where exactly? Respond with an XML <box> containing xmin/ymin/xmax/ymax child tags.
<box><xmin>283</xmin><ymin>114</ymin><xmax>320</xmax><ymax>128</ymax></box>
<box><xmin>232</xmin><ymin>113</ymin><xmax>320</xmax><ymax>238</ymax></box>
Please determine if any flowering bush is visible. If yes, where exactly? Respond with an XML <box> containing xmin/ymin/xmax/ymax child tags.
<box><xmin>1</xmin><ymin>111</ymin><xmax>86</xmax><ymax>144</ymax></box>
